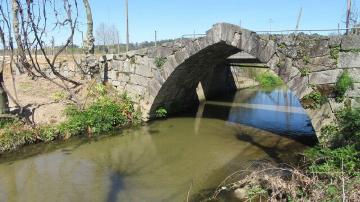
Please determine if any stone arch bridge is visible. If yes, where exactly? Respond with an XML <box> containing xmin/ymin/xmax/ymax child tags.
<box><xmin>78</xmin><ymin>23</ymin><xmax>360</xmax><ymax>137</ymax></box>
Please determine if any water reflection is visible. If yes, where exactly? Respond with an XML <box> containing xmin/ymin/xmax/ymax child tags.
<box><xmin>201</xmin><ymin>86</ymin><xmax>317</xmax><ymax>145</ymax></box>
<box><xmin>0</xmin><ymin>86</ymin><xmax>316</xmax><ymax>202</ymax></box>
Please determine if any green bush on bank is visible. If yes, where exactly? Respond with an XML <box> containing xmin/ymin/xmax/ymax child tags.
<box><xmin>0</xmin><ymin>85</ymin><xmax>141</xmax><ymax>153</ymax></box>
<box><xmin>255</xmin><ymin>71</ymin><xmax>283</xmax><ymax>87</ymax></box>
<box><xmin>59</xmin><ymin>93</ymin><xmax>140</xmax><ymax>137</ymax></box>
<box><xmin>304</xmin><ymin>107</ymin><xmax>360</xmax><ymax>178</ymax></box>
<box><xmin>335</xmin><ymin>70</ymin><xmax>353</xmax><ymax>102</ymax></box>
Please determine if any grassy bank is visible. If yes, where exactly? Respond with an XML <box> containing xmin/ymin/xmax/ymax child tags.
<box><xmin>255</xmin><ymin>71</ymin><xmax>283</xmax><ymax>88</ymax></box>
<box><xmin>0</xmin><ymin>84</ymin><xmax>141</xmax><ymax>153</ymax></box>
<box><xmin>209</xmin><ymin>106</ymin><xmax>360</xmax><ymax>201</ymax></box>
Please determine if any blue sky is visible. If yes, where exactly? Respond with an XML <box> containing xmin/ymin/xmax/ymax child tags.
<box><xmin>76</xmin><ymin>0</ymin><xmax>357</xmax><ymax>44</ymax></box>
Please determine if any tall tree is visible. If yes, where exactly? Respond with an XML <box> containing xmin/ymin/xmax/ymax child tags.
<box><xmin>0</xmin><ymin>25</ymin><xmax>9</xmax><ymax>114</ymax></box>
<box><xmin>83</xmin><ymin>0</ymin><xmax>94</xmax><ymax>54</ymax></box>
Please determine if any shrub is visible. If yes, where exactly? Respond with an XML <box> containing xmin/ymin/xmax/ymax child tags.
<box><xmin>301</xmin><ymin>91</ymin><xmax>328</xmax><ymax>109</ymax></box>
<box><xmin>336</xmin><ymin>107</ymin><xmax>360</xmax><ymax>146</ymax></box>
<box><xmin>0</xmin><ymin>121</ymin><xmax>35</xmax><ymax>152</ymax></box>
<box><xmin>59</xmin><ymin>93</ymin><xmax>140</xmax><ymax>136</ymax></box>
<box><xmin>255</xmin><ymin>72</ymin><xmax>283</xmax><ymax>87</ymax></box>
<box><xmin>335</xmin><ymin>70</ymin><xmax>353</xmax><ymax>102</ymax></box>
<box><xmin>304</xmin><ymin>145</ymin><xmax>360</xmax><ymax>177</ymax></box>
<box><xmin>154</xmin><ymin>57</ymin><xmax>167</xmax><ymax>68</ymax></box>
<box><xmin>155</xmin><ymin>107</ymin><xmax>167</xmax><ymax>118</ymax></box>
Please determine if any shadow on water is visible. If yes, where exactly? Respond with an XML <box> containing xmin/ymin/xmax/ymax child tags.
<box><xmin>106</xmin><ymin>171</ymin><xmax>124</xmax><ymax>202</ymax></box>
<box><xmin>235</xmin><ymin>132</ymin><xmax>282</xmax><ymax>163</ymax></box>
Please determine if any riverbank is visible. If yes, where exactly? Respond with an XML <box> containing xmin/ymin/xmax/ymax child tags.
<box><xmin>209</xmin><ymin>106</ymin><xmax>360</xmax><ymax>201</ymax></box>
<box><xmin>0</xmin><ymin>82</ymin><xmax>141</xmax><ymax>153</ymax></box>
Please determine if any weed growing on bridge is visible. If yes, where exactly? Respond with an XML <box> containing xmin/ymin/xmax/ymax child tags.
<box><xmin>154</xmin><ymin>57</ymin><xmax>167</xmax><ymax>69</ymax></box>
<box><xmin>303</xmin><ymin>55</ymin><xmax>310</xmax><ymax>65</ymax></box>
<box><xmin>301</xmin><ymin>90</ymin><xmax>327</xmax><ymax>109</ymax></box>
<box><xmin>330</xmin><ymin>45</ymin><xmax>340</xmax><ymax>61</ymax></box>
<box><xmin>335</xmin><ymin>70</ymin><xmax>353</xmax><ymax>102</ymax></box>
<box><xmin>299</xmin><ymin>67</ymin><xmax>310</xmax><ymax>77</ymax></box>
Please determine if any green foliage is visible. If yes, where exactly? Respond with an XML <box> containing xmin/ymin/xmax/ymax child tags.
<box><xmin>303</xmin><ymin>55</ymin><xmax>310</xmax><ymax>65</ymax></box>
<box><xmin>155</xmin><ymin>107</ymin><xmax>167</xmax><ymax>118</ymax></box>
<box><xmin>247</xmin><ymin>185</ymin><xmax>267</xmax><ymax>201</ymax></box>
<box><xmin>255</xmin><ymin>72</ymin><xmax>283</xmax><ymax>87</ymax></box>
<box><xmin>154</xmin><ymin>57</ymin><xmax>167</xmax><ymax>69</ymax></box>
<box><xmin>335</xmin><ymin>107</ymin><xmax>360</xmax><ymax>146</ymax></box>
<box><xmin>301</xmin><ymin>91</ymin><xmax>328</xmax><ymax>109</ymax></box>
<box><xmin>299</xmin><ymin>67</ymin><xmax>310</xmax><ymax>77</ymax></box>
<box><xmin>330</xmin><ymin>45</ymin><xmax>340</xmax><ymax>61</ymax></box>
<box><xmin>304</xmin><ymin>145</ymin><xmax>360</xmax><ymax>177</ymax></box>
<box><xmin>59</xmin><ymin>93</ymin><xmax>140</xmax><ymax>136</ymax></box>
<box><xmin>0</xmin><ymin>119</ymin><xmax>15</xmax><ymax>128</ymax></box>
<box><xmin>35</xmin><ymin>125</ymin><xmax>59</xmax><ymax>142</ymax></box>
<box><xmin>0</xmin><ymin>121</ymin><xmax>36</xmax><ymax>152</ymax></box>
<box><xmin>335</xmin><ymin>70</ymin><xmax>353</xmax><ymax>102</ymax></box>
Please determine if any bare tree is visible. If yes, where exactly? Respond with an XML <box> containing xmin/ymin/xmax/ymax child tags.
<box><xmin>95</xmin><ymin>23</ymin><xmax>120</xmax><ymax>53</ymax></box>
<box><xmin>0</xmin><ymin>0</ymin><xmax>87</xmax><ymax>120</ymax></box>
<box><xmin>83</xmin><ymin>0</ymin><xmax>94</xmax><ymax>54</ymax></box>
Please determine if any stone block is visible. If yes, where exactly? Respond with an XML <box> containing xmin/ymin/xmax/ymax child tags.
<box><xmin>309</xmin><ymin>69</ymin><xmax>343</xmax><ymax>85</ymax></box>
<box><xmin>346</xmin><ymin>83</ymin><xmax>360</xmax><ymax>98</ymax></box>
<box><xmin>309</xmin><ymin>39</ymin><xmax>329</xmax><ymax>57</ymax></box>
<box><xmin>341</xmin><ymin>35</ymin><xmax>360</xmax><ymax>50</ymax></box>
<box><xmin>135</xmin><ymin>63</ymin><xmax>152</xmax><ymax>78</ymax></box>
<box><xmin>129</xmin><ymin>74</ymin><xmax>148</xmax><ymax>86</ymax></box>
<box><xmin>338</xmin><ymin>52</ymin><xmax>360</xmax><ymax>68</ymax></box>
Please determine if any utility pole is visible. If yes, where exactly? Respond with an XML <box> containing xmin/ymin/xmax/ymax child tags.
<box><xmin>125</xmin><ymin>0</ymin><xmax>129</xmax><ymax>52</ymax></box>
<box><xmin>346</xmin><ymin>0</ymin><xmax>352</xmax><ymax>35</ymax></box>
<box><xmin>269</xmin><ymin>18</ymin><xmax>273</xmax><ymax>33</ymax></box>
<box><xmin>155</xmin><ymin>30</ymin><xmax>157</xmax><ymax>47</ymax></box>
<box><xmin>295</xmin><ymin>7</ymin><xmax>303</xmax><ymax>34</ymax></box>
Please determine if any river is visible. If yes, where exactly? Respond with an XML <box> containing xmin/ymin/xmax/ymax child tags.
<box><xmin>0</xmin><ymin>86</ymin><xmax>317</xmax><ymax>202</ymax></box>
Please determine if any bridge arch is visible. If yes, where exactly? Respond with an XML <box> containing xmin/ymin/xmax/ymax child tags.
<box><xmin>149</xmin><ymin>23</ymin><xmax>277</xmax><ymax>117</ymax></box>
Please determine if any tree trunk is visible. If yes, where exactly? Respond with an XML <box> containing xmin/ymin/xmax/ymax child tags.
<box><xmin>11</xmin><ymin>0</ymin><xmax>26</xmax><ymax>74</ymax></box>
<box><xmin>83</xmin><ymin>0</ymin><xmax>95</xmax><ymax>54</ymax></box>
<box><xmin>0</xmin><ymin>72</ymin><xmax>9</xmax><ymax>114</ymax></box>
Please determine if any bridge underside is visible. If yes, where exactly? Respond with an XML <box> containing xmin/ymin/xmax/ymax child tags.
<box><xmin>149</xmin><ymin>42</ymin><xmax>242</xmax><ymax>116</ymax></box>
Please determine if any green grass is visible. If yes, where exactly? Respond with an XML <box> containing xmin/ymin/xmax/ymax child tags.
<box><xmin>255</xmin><ymin>72</ymin><xmax>283</xmax><ymax>87</ymax></box>
<box><xmin>335</xmin><ymin>70</ymin><xmax>353</xmax><ymax>102</ymax></box>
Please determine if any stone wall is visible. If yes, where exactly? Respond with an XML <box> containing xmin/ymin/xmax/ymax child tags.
<box><xmin>266</xmin><ymin>33</ymin><xmax>360</xmax><ymax>135</ymax></box>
